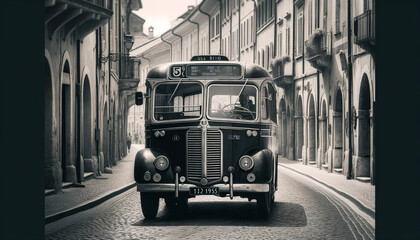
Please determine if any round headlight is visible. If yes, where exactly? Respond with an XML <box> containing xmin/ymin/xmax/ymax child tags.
<box><xmin>154</xmin><ymin>155</ymin><xmax>169</xmax><ymax>171</ymax></box>
<box><xmin>239</xmin><ymin>155</ymin><xmax>254</xmax><ymax>171</ymax></box>
<box><xmin>154</xmin><ymin>131</ymin><xmax>160</xmax><ymax>137</ymax></box>
<box><xmin>252</xmin><ymin>130</ymin><xmax>258</xmax><ymax>137</ymax></box>
<box><xmin>159</xmin><ymin>130</ymin><xmax>166</xmax><ymax>137</ymax></box>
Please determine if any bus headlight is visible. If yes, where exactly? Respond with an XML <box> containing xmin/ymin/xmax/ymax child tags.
<box><xmin>246</xmin><ymin>130</ymin><xmax>252</xmax><ymax>137</ymax></box>
<box><xmin>154</xmin><ymin>155</ymin><xmax>169</xmax><ymax>171</ymax></box>
<box><xmin>239</xmin><ymin>155</ymin><xmax>254</xmax><ymax>171</ymax></box>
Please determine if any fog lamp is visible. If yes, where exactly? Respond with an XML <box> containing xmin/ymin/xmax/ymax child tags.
<box><xmin>247</xmin><ymin>173</ymin><xmax>256</xmax><ymax>182</ymax></box>
<box><xmin>153</xmin><ymin>173</ymin><xmax>162</xmax><ymax>182</ymax></box>
<box><xmin>144</xmin><ymin>171</ymin><xmax>151</xmax><ymax>181</ymax></box>
<box><xmin>239</xmin><ymin>155</ymin><xmax>254</xmax><ymax>171</ymax></box>
<box><xmin>180</xmin><ymin>176</ymin><xmax>186</xmax><ymax>183</ymax></box>
<box><xmin>154</xmin><ymin>155</ymin><xmax>169</xmax><ymax>171</ymax></box>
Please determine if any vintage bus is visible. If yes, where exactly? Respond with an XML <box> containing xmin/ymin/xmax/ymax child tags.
<box><xmin>134</xmin><ymin>55</ymin><xmax>278</xmax><ymax>219</ymax></box>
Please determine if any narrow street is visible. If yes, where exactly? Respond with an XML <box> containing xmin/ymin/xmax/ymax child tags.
<box><xmin>46</xmin><ymin>163</ymin><xmax>374</xmax><ymax>240</ymax></box>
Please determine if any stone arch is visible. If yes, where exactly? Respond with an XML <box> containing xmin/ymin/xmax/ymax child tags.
<box><xmin>102</xmin><ymin>102</ymin><xmax>109</xmax><ymax>168</ymax></box>
<box><xmin>296</xmin><ymin>95</ymin><xmax>304</xmax><ymax>160</ymax></box>
<box><xmin>82</xmin><ymin>75</ymin><xmax>92</xmax><ymax>158</ymax></box>
<box><xmin>320</xmin><ymin>99</ymin><xmax>328</xmax><ymax>166</ymax></box>
<box><xmin>356</xmin><ymin>74</ymin><xmax>371</xmax><ymax>179</ymax></box>
<box><xmin>278</xmin><ymin>98</ymin><xmax>287</xmax><ymax>156</ymax></box>
<box><xmin>60</xmin><ymin>58</ymin><xmax>75</xmax><ymax>182</ymax></box>
<box><xmin>333</xmin><ymin>88</ymin><xmax>343</xmax><ymax>171</ymax></box>
<box><xmin>307</xmin><ymin>94</ymin><xmax>316</xmax><ymax>164</ymax></box>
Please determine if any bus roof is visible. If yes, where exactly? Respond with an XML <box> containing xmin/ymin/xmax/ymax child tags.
<box><xmin>146</xmin><ymin>61</ymin><xmax>271</xmax><ymax>79</ymax></box>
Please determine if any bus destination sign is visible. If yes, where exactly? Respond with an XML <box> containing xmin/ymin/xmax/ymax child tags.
<box><xmin>186</xmin><ymin>65</ymin><xmax>242</xmax><ymax>77</ymax></box>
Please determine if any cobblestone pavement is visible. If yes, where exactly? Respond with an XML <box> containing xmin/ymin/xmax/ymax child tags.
<box><xmin>45</xmin><ymin>165</ymin><xmax>374</xmax><ymax>240</ymax></box>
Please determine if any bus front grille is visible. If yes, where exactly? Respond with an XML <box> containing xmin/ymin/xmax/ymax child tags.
<box><xmin>187</xmin><ymin>129</ymin><xmax>222</xmax><ymax>184</ymax></box>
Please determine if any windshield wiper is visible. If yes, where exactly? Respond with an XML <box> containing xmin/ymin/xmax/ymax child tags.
<box><xmin>167</xmin><ymin>78</ymin><xmax>183</xmax><ymax>104</ymax></box>
<box><xmin>234</xmin><ymin>78</ymin><xmax>249</xmax><ymax>104</ymax></box>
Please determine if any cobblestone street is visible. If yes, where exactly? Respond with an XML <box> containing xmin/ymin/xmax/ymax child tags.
<box><xmin>46</xmin><ymin>165</ymin><xmax>374</xmax><ymax>240</ymax></box>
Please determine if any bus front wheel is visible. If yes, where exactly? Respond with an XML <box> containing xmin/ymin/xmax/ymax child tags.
<box><xmin>257</xmin><ymin>187</ymin><xmax>273</xmax><ymax>219</ymax></box>
<box><xmin>140</xmin><ymin>192</ymin><xmax>159</xmax><ymax>219</ymax></box>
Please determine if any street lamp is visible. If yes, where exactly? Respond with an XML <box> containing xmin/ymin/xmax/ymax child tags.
<box><xmin>124</xmin><ymin>34</ymin><xmax>134</xmax><ymax>77</ymax></box>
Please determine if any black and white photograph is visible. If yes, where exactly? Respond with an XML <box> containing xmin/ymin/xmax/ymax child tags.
<box><xmin>1</xmin><ymin>0</ymin><xmax>420</xmax><ymax>239</ymax></box>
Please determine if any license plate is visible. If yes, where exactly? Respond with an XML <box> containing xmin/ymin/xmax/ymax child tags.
<box><xmin>189</xmin><ymin>187</ymin><xmax>219</xmax><ymax>195</ymax></box>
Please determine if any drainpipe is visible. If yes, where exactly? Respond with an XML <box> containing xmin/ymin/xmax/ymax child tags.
<box><xmin>141</xmin><ymin>53</ymin><xmax>151</xmax><ymax>70</ymax></box>
<box><xmin>187</xmin><ymin>16</ymin><xmax>200</xmax><ymax>56</ymax></box>
<box><xmin>229</xmin><ymin>3</ymin><xmax>233</xmax><ymax>58</ymax></box>
<box><xmin>161</xmin><ymin>35</ymin><xmax>173</xmax><ymax>62</ymax></box>
<box><xmin>347</xmin><ymin>0</ymin><xmax>353</xmax><ymax>179</ymax></box>
<box><xmin>198</xmin><ymin>3</ymin><xmax>211</xmax><ymax>54</ymax></box>
<box><xmin>171</xmin><ymin>29</ymin><xmax>183</xmax><ymax>61</ymax></box>
<box><xmin>317</xmin><ymin>70</ymin><xmax>320</xmax><ymax>168</ymax></box>
<box><xmin>292</xmin><ymin>2</ymin><xmax>296</xmax><ymax>160</ymax></box>
<box><xmin>251</xmin><ymin>0</ymin><xmax>257</xmax><ymax>62</ymax></box>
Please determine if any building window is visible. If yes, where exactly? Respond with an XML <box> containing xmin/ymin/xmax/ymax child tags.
<box><xmin>297</xmin><ymin>6</ymin><xmax>304</xmax><ymax>56</ymax></box>
<box><xmin>315</xmin><ymin>0</ymin><xmax>319</xmax><ymax>29</ymax></box>
<box><xmin>335</xmin><ymin>0</ymin><xmax>340</xmax><ymax>33</ymax></box>
<box><xmin>211</xmin><ymin>13</ymin><xmax>220</xmax><ymax>39</ymax></box>
<box><xmin>308</xmin><ymin>0</ymin><xmax>313</xmax><ymax>35</ymax></box>
<box><xmin>278</xmin><ymin>31</ymin><xmax>283</xmax><ymax>57</ymax></box>
<box><xmin>323</xmin><ymin>0</ymin><xmax>327</xmax><ymax>30</ymax></box>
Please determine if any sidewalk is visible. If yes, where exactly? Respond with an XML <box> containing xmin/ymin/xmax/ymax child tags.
<box><xmin>45</xmin><ymin>144</ymin><xmax>144</xmax><ymax>224</ymax></box>
<box><xmin>278</xmin><ymin>157</ymin><xmax>375</xmax><ymax>219</ymax></box>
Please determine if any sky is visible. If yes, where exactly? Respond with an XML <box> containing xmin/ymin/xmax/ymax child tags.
<box><xmin>133</xmin><ymin>0</ymin><xmax>202</xmax><ymax>37</ymax></box>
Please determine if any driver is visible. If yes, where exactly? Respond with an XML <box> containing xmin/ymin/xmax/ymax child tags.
<box><xmin>234</xmin><ymin>92</ymin><xmax>254</xmax><ymax>120</ymax></box>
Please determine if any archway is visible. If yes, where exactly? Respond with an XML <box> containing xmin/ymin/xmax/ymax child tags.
<box><xmin>278</xmin><ymin>99</ymin><xmax>287</xmax><ymax>156</ymax></box>
<box><xmin>333</xmin><ymin>89</ymin><xmax>343</xmax><ymax>171</ymax></box>
<box><xmin>296</xmin><ymin>95</ymin><xmax>304</xmax><ymax>160</ymax></box>
<box><xmin>307</xmin><ymin>94</ymin><xmax>316</xmax><ymax>164</ymax></box>
<box><xmin>61</xmin><ymin>60</ymin><xmax>72</xmax><ymax>182</ymax></box>
<box><xmin>83</xmin><ymin>76</ymin><xmax>92</xmax><ymax>158</ymax></box>
<box><xmin>357</xmin><ymin>75</ymin><xmax>371</xmax><ymax>179</ymax></box>
<box><xmin>320</xmin><ymin>100</ymin><xmax>328</xmax><ymax>167</ymax></box>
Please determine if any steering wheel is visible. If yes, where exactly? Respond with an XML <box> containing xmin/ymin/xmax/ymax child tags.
<box><xmin>221</xmin><ymin>104</ymin><xmax>254</xmax><ymax>119</ymax></box>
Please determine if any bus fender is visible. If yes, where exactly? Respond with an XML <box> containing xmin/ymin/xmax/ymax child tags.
<box><xmin>134</xmin><ymin>148</ymin><xmax>174</xmax><ymax>183</ymax></box>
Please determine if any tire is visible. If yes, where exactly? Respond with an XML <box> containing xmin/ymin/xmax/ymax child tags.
<box><xmin>140</xmin><ymin>192</ymin><xmax>159</xmax><ymax>219</ymax></box>
<box><xmin>257</xmin><ymin>185</ymin><xmax>273</xmax><ymax>219</ymax></box>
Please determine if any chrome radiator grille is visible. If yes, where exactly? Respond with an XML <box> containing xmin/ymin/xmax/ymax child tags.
<box><xmin>186</xmin><ymin>129</ymin><xmax>222</xmax><ymax>183</ymax></box>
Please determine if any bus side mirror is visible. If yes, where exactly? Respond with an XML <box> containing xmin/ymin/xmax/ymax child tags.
<box><xmin>135</xmin><ymin>92</ymin><xmax>144</xmax><ymax>105</ymax></box>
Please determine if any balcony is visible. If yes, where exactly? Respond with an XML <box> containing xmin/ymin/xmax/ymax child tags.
<box><xmin>354</xmin><ymin>10</ymin><xmax>375</xmax><ymax>52</ymax></box>
<box><xmin>119</xmin><ymin>57</ymin><xmax>141</xmax><ymax>94</ymax></box>
<box><xmin>271</xmin><ymin>56</ymin><xmax>293</xmax><ymax>88</ymax></box>
<box><xmin>304</xmin><ymin>29</ymin><xmax>332</xmax><ymax>71</ymax></box>
<box><xmin>45</xmin><ymin>0</ymin><xmax>113</xmax><ymax>40</ymax></box>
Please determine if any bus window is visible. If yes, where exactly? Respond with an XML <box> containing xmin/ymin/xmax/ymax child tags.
<box><xmin>208</xmin><ymin>84</ymin><xmax>257</xmax><ymax>120</ymax></box>
<box><xmin>154</xmin><ymin>83</ymin><xmax>202</xmax><ymax>121</ymax></box>
<box><xmin>261</xmin><ymin>86</ymin><xmax>269</xmax><ymax>120</ymax></box>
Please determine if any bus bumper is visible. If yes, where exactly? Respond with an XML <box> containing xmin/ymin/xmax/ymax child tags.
<box><xmin>136</xmin><ymin>183</ymin><xmax>269</xmax><ymax>193</ymax></box>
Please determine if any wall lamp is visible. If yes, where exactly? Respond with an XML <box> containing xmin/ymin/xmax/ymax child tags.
<box><xmin>101</xmin><ymin>34</ymin><xmax>134</xmax><ymax>63</ymax></box>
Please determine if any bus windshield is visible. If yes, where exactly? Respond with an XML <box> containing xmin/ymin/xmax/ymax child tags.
<box><xmin>207</xmin><ymin>84</ymin><xmax>257</xmax><ymax>121</ymax></box>
<box><xmin>154</xmin><ymin>83</ymin><xmax>203</xmax><ymax>121</ymax></box>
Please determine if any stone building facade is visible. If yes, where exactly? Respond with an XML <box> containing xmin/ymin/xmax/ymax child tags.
<box><xmin>131</xmin><ymin>0</ymin><xmax>375</xmax><ymax>184</ymax></box>
<box><xmin>45</xmin><ymin>0</ymin><xmax>143</xmax><ymax>192</ymax></box>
